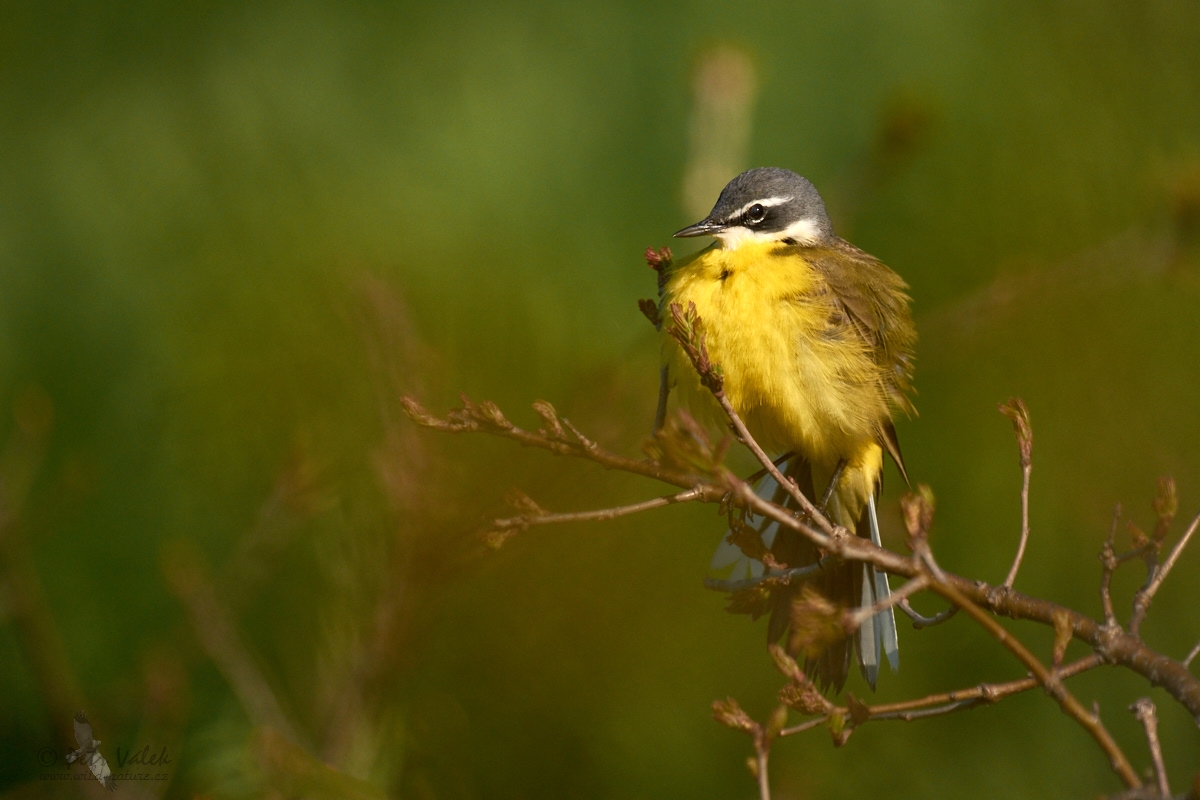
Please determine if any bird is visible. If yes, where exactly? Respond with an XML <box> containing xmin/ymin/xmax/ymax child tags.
<box><xmin>66</xmin><ymin>711</ymin><xmax>117</xmax><ymax>791</ymax></box>
<box><xmin>660</xmin><ymin>167</ymin><xmax>915</xmax><ymax>692</ymax></box>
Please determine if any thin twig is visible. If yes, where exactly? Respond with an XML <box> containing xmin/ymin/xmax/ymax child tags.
<box><xmin>713</xmin><ymin>390</ymin><xmax>834</xmax><ymax>534</ymax></box>
<box><xmin>754</xmin><ymin>745</ymin><xmax>770</xmax><ymax>800</ymax></box>
<box><xmin>780</xmin><ymin>654</ymin><xmax>1104</xmax><ymax>733</ymax></box>
<box><xmin>403</xmin><ymin>395</ymin><xmax>715</xmax><ymax>492</ymax></box>
<box><xmin>1130</xmin><ymin>510</ymin><xmax>1200</xmax><ymax>636</ymax></box>
<box><xmin>743</xmin><ymin>452</ymin><xmax>796</xmax><ymax>486</ymax></box>
<box><xmin>665</xmin><ymin>301</ymin><xmax>834</xmax><ymax>534</ymax></box>
<box><xmin>1002</xmin><ymin>460</ymin><xmax>1030</xmax><ymax>587</ymax></box>
<box><xmin>865</xmin><ymin>654</ymin><xmax>1103</xmax><ymax>721</ymax></box>
<box><xmin>1100</xmin><ymin>505</ymin><xmax>1122</xmax><ymax>628</ymax></box>
<box><xmin>1184</xmin><ymin>638</ymin><xmax>1200</xmax><ymax>670</ymax></box>
<box><xmin>409</xmin><ymin>395</ymin><xmax>1200</xmax><ymax>723</ymax></box>
<box><xmin>930</xmin><ymin>579</ymin><xmax>1141</xmax><ymax>789</ymax></box>
<box><xmin>1129</xmin><ymin>479</ymin><xmax>1179</xmax><ymax>636</ymax></box>
<box><xmin>999</xmin><ymin>398</ymin><xmax>1033</xmax><ymax>588</ymax></box>
<box><xmin>703</xmin><ymin>561</ymin><xmax>826</xmax><ymax>593</ymax></box>
<box><xmin>849</xmin><ymin>575</ymin><xmax>930</xmax><ymax>628</ymax></box>
<box><xmin>1130</xmin><ymin>699</ymin><xmax>1170</xmax><ymax>798</ymax></box>
<box><xmin>491</xmin><ymin>486</ymin><xmax>707</xmax><ymax>532</ymax></box>
<box><xmin>897</xmin><ymin>599</ymin><xmax>959</xmax><ymax>629</ymax></box>
<box><xmin>778</xmin><ymin>717</ymin><xmax>828</xmax><ymax>737</ymax></box>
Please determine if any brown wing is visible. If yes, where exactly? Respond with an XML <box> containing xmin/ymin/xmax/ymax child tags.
<box><xmin>786</xmin><ymin>238</ymin><xmax>917</xmax><ymax>480</ymax></box>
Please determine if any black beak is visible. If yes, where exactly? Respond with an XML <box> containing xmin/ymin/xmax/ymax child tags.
<box><xmin>673</xmin><ymin>218</ymin><xmax>724</xmax><ymax>238</ymax></box>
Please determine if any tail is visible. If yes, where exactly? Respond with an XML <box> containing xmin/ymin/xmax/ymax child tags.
<box><xmin>711</xmin><ymin>459</ymin><xmax>899</xmax><ymax>691</ymax></box>
<box><xmin>856</xmin><ymin>494</ymin><xmax>899</xmax><ymax>688</ymax></box>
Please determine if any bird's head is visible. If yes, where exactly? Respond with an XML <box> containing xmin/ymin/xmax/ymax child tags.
<box><xmin>674</xmin><ymin>167</ymin><xmax>834</xmax><ymax>249</ymax></box>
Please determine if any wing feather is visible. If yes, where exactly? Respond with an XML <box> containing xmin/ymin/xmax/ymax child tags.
<box><xmin>73</xmin><ymin>712</ymin><xmax>93</xmax><ymax>749</ymax></box>
<box><xmin>785</xmin><ymin>238</ymin><xmax>917</xmax><ymax>475</ymax></box>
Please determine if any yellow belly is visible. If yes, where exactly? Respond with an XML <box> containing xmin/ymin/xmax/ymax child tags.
<box><xmin>662</xmin><ymin>241</ymin><xmax>888</xmax><ymax>522</ymax></box>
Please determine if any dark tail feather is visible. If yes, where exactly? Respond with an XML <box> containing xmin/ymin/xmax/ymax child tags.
<box><xmin>763</xmin><ymin>460</ymin><xmax>857</xmax><ymax>692</ymax></box>
<box><xmin>761</xmin><ymin>463</ymin><xmax>898</xmax><ymax>693</ymax></box>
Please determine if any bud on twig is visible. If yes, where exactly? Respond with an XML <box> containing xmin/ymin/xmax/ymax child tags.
<box><xmin>642</xmin><ymin>410</ymin><xmax>729</xmax><ymax>479</ymax></box>
<box><xmin>900</xmin><ymin>485</ymin><xmax>936</xmax><ymax>549</ymax></box>
<box><xmin>1153</xmin><ymin>476</ymin><xmax>1177</xmax><ymax>544</ymax></box>
<box><xmin>712</xmin><ymin>697</ymin><xmax>758</xmax><ymax>735</ymax></box>
<box><xmin>504</xmin><ymin>488</ymin><xmax>548</xmax><ymax>517</ymax></box>
<box><xmin>1051</xmin><ymin>609</ymin><xmax>1072</xmax><ymax>667</ymax></box>
<box><xmin>638</xmin><ymin>298</ymin><xmax>662</xmax><ymax>328</ymax></box>
<box><xmin>644</xmin><ymin>246</ymin><xmax>673</xmax><ymax>273</ymax></box>
<box><xmin>531</xmin><ymin>400</ymin><xmax>567</xmax><ymax>440</ymax></box>
<box><xmin>998</xmin><ymin>397</ymin><xmax>1032</xmax><ymax>468</ymax></box>
<box><xmin>668</xmin><ymin>302</ymin><xmax>724</xmax><ymax>394</ymax></box>
<box><xmin>788</xmin><ymin>586</ymin><xmax>845</xmax><ymax>661</ymax></box>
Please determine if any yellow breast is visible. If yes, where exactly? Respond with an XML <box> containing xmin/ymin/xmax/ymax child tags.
<box><xmin>661</xmin><ymin>241</ymin><xmax>889</xmax><ymax>474</ymax></box>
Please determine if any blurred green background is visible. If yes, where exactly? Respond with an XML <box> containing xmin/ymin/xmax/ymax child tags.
<box><xmin>3</xmin><ymin>1</ymin><xmax>1200</xmax><ymax>798</ymax></box>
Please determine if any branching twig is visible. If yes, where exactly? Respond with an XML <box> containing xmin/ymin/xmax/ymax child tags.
<box><xmin>1130</xmin><ymin>509</ymin><xmax>1200</xmax><ymax>636</ymax></box>
<box><xmin>402</xmin><ymin>395</ymin><xmax>716</xmax><ymax>493</ymax></box>
<box><xmin>483</xmin><ymin>486</ymin><xmax>708</xmax><ymax>547</ymax></box>
<box><xmin>703</xmin><ymin>561</ymin><xmax>826</xmax><ymax>593</ymax></box>
<box><xmin>999</xmin><ymin>399</ymin><xmax>1033</xmax><ymax>588</ymax></box>
<box><xmin>778</xmin><ymin>654</ymin><xmax>1104</xmax><ymax>733</ymax></box>
<box><xmin>871</xmin><ymin>655</ymin><xmax>1102</xmax><ymax>722</ymax></box>
<box><xmin>930</xmin><ymin>578</ymin><xmax>1141</xmax><ymax>789</ymax></box>
<box><xmin>1130</xmin><ymin>698</ymin><xmax>1170</xmax><ymax>798</ymax></box>
<box><xmin>409</xmin><ymin>335</ymin><xmax>1200</xmax><ymax>800</ymax></box>
<box><xmin>1129</xmin><ymin>479</ymin><xmax>1179</xmax><ymax>636</ymax></box>
<box><xmin>412</xmin><ymin>393</ymin><xmax>1200</xmax><ymax>725</ymax></box>
<box><xmin>713</xmin><ymin>390</ymin><xmax>834</xmax><ymax>535</ymax></box>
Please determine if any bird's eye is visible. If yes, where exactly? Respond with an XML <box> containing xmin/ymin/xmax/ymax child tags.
<box><xmin>745</xmin><ymin>204</ymin><xmax>766</xmax><ymax>224</ymax></box>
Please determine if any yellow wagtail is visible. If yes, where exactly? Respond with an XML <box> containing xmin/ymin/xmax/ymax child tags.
<box><xmin>662</xmin><ymin>167</ymin><xmax>916</xmax><ymax>690</ymax></box>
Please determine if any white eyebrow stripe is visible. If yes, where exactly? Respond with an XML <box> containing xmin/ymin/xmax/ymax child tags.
<box><xmin>729</xmin><ymin>195</ymin><xmax>793</xmax><ymax>219</ymax></box>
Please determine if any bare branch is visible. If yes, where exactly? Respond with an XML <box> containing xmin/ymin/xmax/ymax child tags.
<box><xmin>930</xmin><ymin>578</ymin><xmax>1141</xmax><ymax>789</ymax></box>
<box><xmin>848</xmin><ymin>575</ymin><xmax>930</xmax><ymax>629</ymax></box>
<box><xmin>780</xmin><ymin>654</ymin><xmax>1103</xmax><ymax>731</ymax></box>
<box><xmin>1129</xmin><ymin>478</ymin><xmax>1179</xmax><ymax>636</ymax></box>
<box><xmin>402</xmin><ymin>395</ymin><xmax>705</xmax><ymax>491</ymax></box>
<box><xmin>754</xmin><ymin>745</ymin><xmax>771</xmax><ymax>800</ymax></box>
<box><xmin>778</xmin><ymin>716</ymin><xmax>829</xmax><ymax>737</ymax></box>
<box><xmin>483</xmin><ymin>486</ymin><xmax>710</xmax><ymax>548</ymax></box>
<box><xmin>999</xmin><ymin>398</ymin><xmax>1033</xmax><ymax>588</ymax></box>
<box><xmin>407</xmin><ymin>395</ymin><xmax>1200</xmax><ymax>723</ymax></box>
<box><xmin>1130</xmin><ymin>510</ymin><xmax>1200</xmax><ymax>636</ymax></box>
<box><xmin>712</xmin><ymin>389</ymin><xmax>833</xmax><ymax>534</ymax></box>
<box><xmin>703</xmin><ymin>560</ymin><xmax>826</xmax><ymax>593</ymax></box>
<box><xmin>1100</xmin><ymin>504</ymin><xmax>1123</xmax><ymax>628</ymax></box>
<box><xmin>897</xmin><ymin>599</ymin><xmax>959</xmax><ymax>629</ymax></box>
<box><xmin>1130</xmin><ymin>698</ymin><xmax>1170</xmax><ymax>798</ymax></box>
